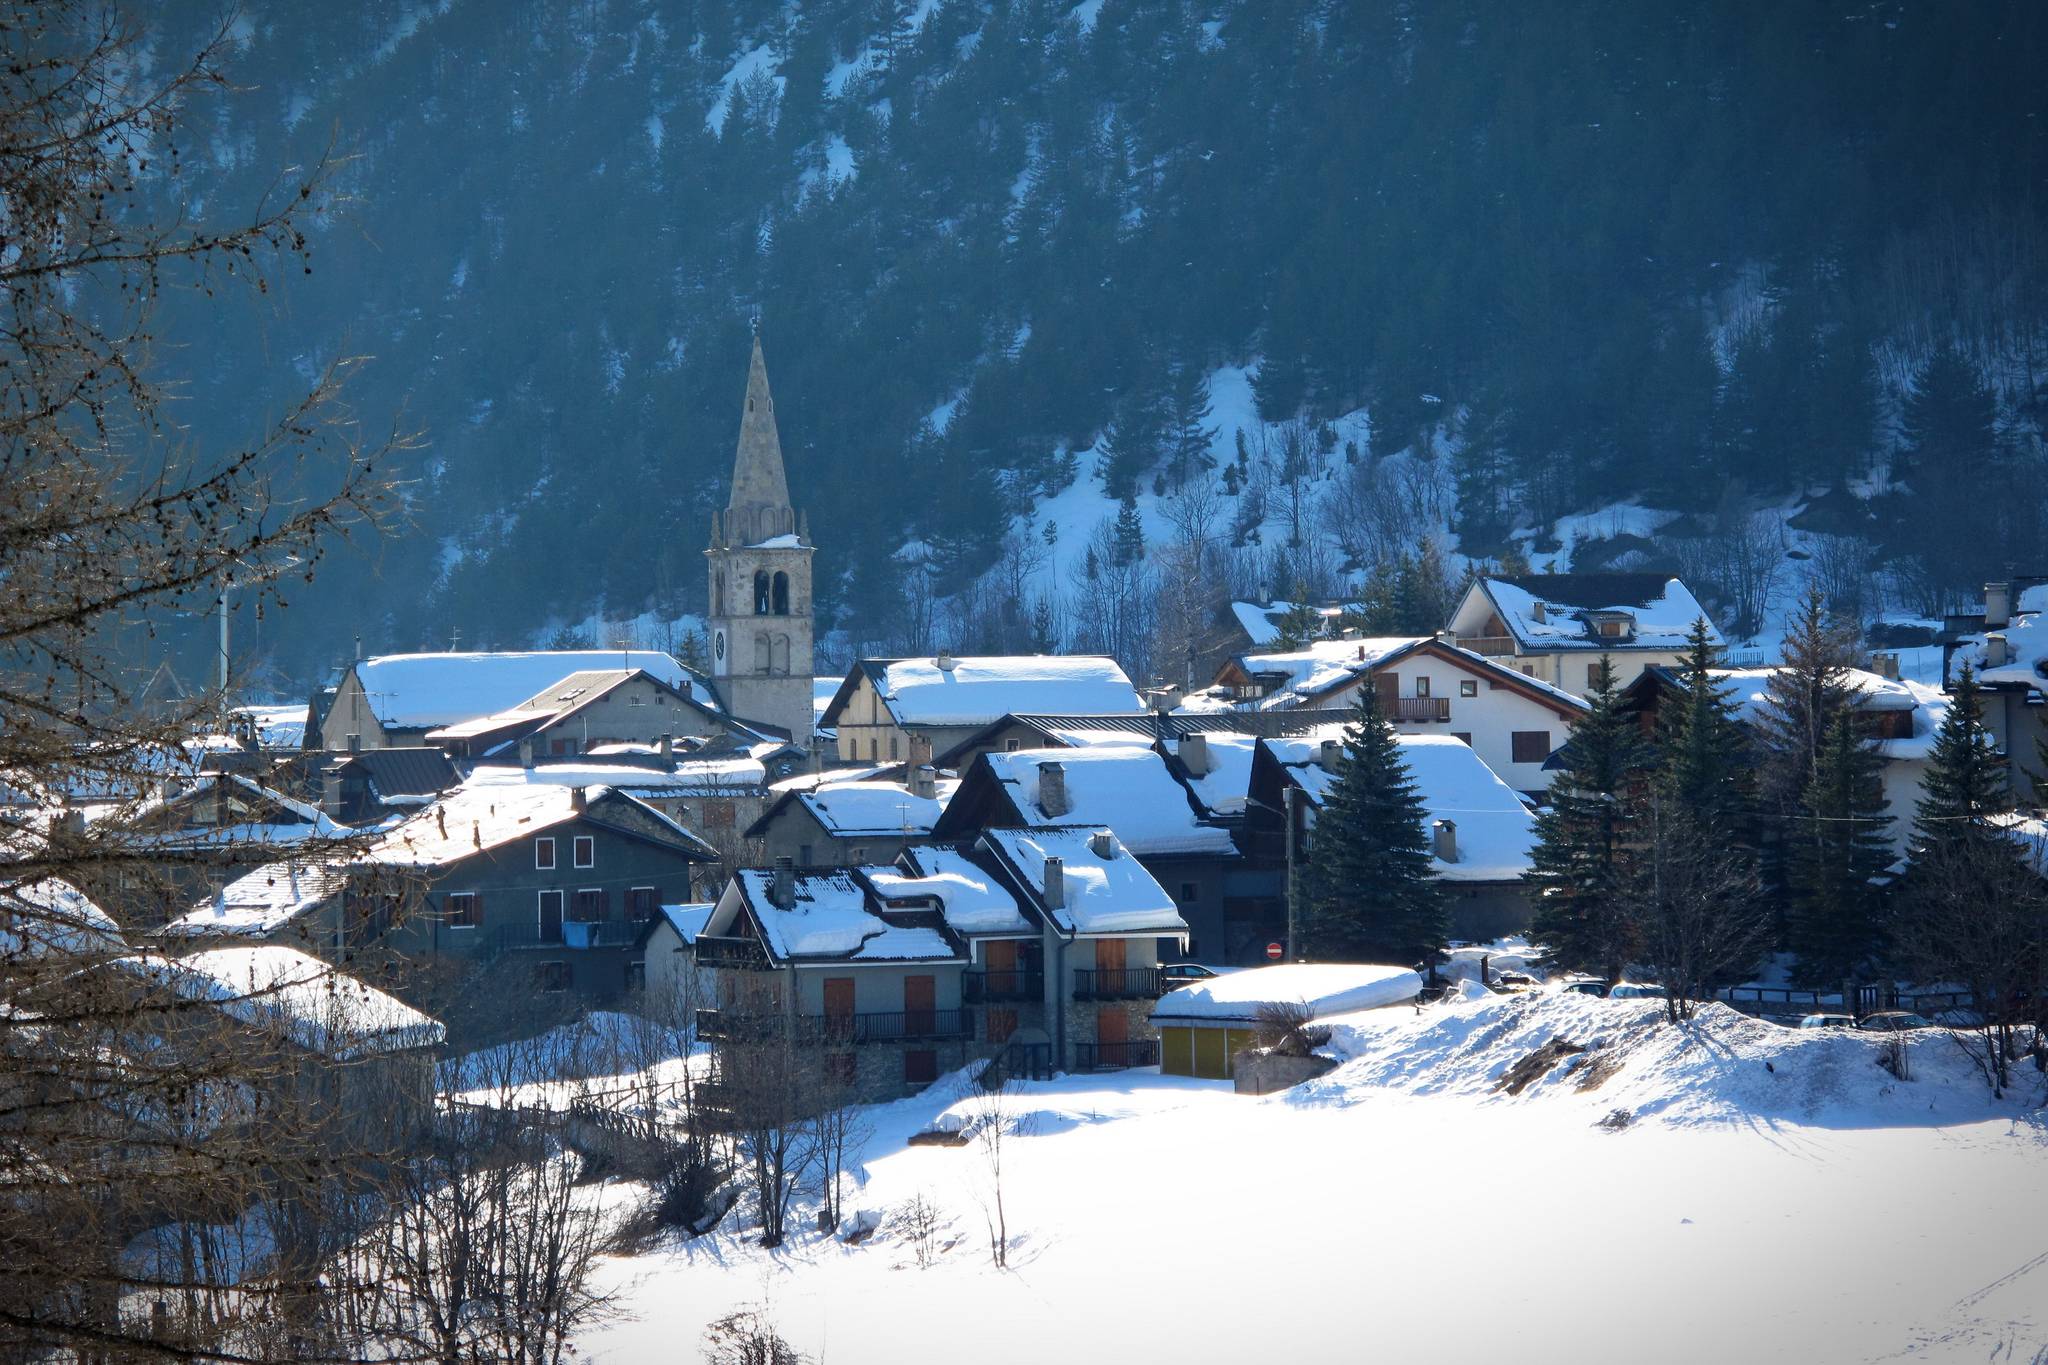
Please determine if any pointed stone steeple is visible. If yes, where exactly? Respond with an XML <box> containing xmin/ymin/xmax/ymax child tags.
<box><xmin>726</xmin><ymin>335</ymin><xmax>796</xmax><ymax>546</ymax></box>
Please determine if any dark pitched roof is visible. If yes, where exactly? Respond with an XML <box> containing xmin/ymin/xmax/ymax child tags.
<box><xmin>931</xmin><ymin>709</ymin><xmax>1363</xmax><ymax>768</ymax></box>
<box><xmin>1488</xmin><ymin>573</ymin><xmax>1679</xmax><ymax>610</ymax></box>
<box><xmin>331</xmin><ymin>747</ymin><xmax>459</xmax><ymax>799</ymax></box>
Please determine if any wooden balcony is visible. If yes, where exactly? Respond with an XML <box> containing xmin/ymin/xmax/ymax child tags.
<box><xmin>695</xmin><ymin>1007</ymin><xmax>974</xmax><ymax>1045</ymax></box>
<box><xmin>1455</xmin><ymin>634</ymin><xmax>1518</xmax><ymax>656</ymax></box>
<box><xmin>1072</xmin><ymin>967</ymin><xmax>1165</xmax><ymax>1001</ymax></box>
<box><xmin>695</xmin><ymin>934</ymin><xmax>772</xmax><ymax>970</ymax></box>
<box><xmin>1389</xmin><ymin>696</ymin><xmax>1451</xmax><ymax>723</ymax></box>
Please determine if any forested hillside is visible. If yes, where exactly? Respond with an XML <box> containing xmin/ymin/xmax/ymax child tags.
<box><xmin>154</xmin><ymin>0</ymin><xmax>2048</xmax><ymax>687</ymax></box>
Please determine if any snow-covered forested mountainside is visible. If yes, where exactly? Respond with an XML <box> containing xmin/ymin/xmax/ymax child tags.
<box><xmin>151</xmin><ymin>0</ymin><xmax>2048</xmax><ymax>686</ymax></box>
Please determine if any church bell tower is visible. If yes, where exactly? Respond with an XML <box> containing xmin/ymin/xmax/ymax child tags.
<box><xmin>704</xmin><ymin>335</ymin><xmax>815</xmax><ymax>742</ymax></box>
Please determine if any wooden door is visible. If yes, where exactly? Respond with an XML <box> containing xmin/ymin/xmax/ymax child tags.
<box><xmin>537</xmin><ymin>890</ymin><xmax>564</xmax><ymax>944</ymax></box>
<box><xmin>903</xmin><ymin>974</ymin><xmax>936</xmax><ymax>1037</ymax></box>
<box><xmin>985</xmin><ymin>940</ymin><xmax>1018</xmax><ymax>996</ymax></box>
<box><xmin>1094</xmin><ymin>938</ymin><xmax>1126</xmax><ymax>994</ymax></box>
<box><xmin>823</xmin><ymin>977</ymin><xmax>855</xmax><ymax>1039</ymax></box>
<box><xmin>1095</xmin><ymin>1007</ymin><xmax>1128</xmax><ymax>1045</ymax></box>
<box><xmin>1374</xmin><ymin>672</ymin><xmax>1399</xmax><ymax>707</ymax></box>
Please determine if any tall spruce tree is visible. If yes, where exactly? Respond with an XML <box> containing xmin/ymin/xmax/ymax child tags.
<box><xmin>1530</xmin><ymin>657</ymin><xmax>1644</xmax><ymax>982</ymax></box>
<box><xmin>1299</xmin><ymin>686</ymin><xmax>1446</xmax><ymax>965</ymax></box>
<box><xmin>1757</xmin><ymin>584</ymin><xmax>1860</xmax><ymax>815</ymax></box>
<box><xmin>1913</xmin><ymin>663</ymin><xmax>2010</xmax><ymax>840</ymax></box>
<box><xmin>1784</xmin><ymin>712</ymin><xmax>1892</xmax><ymax>983</ymax></box>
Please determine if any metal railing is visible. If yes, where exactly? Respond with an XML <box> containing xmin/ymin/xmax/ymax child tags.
<box><xmin>1389</xmin><ymin>697</ymin><xmax>1451</xmax><ymax>723</ymax></box>
<box><xmin>488</xmin><ymin>922</ymin><xmax>563</xmax><ymax>954</ymax></box>
<box><xmin>695</xmin><ymin>934</ymin><xmax>772</xmax><ymax>970</ymax></box>
<box><xmin>1454</xmin><ymin>635</ymin><xmax>1518</xmax><ymax>656</ymax></box>
<box><xmin>963</xmin><ymin>968</ymin><xmax>1045</xmax><ymax>1003</ymax></box>
<box><xmin>1072</xmin><ymin>967</ymin><xmax>1164</xmax><ymax>1000</ymax></box>
<box><xmin>1074</xmin><ymin>1039</ymin><xmax>1160</xmax><ymax>1071</ymax></box>
<box><xmin>695</xmin><ymin>1007</ymin><xmax>974</xmax><ymax>1045</ymax></box>
<box><xmin>561</xmin><ymin>919</ymin><xmax>640</xmax><ymax>949</ymax></box>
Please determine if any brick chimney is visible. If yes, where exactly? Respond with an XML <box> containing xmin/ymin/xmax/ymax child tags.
<box><xmin>772</xmin><ymin>855</ymin><xmax>796</xmax><ymax>909</ymax></box>
<box><xmin>1042</xmin><ymin>855</ymin><xmax>1064</xmax><ymax>910</ymax></box>
<box><xmin>1432</xmin><ymin>818</ymin><xmax>1458</xmax><ymax>863</ymax></box>
<box><xmin>1178</xmin><ymin>731</ymin><xmax>1211</xmax><ymax>777</ymax></box>
<box><xmin>1037</xmin><ymin>760</ymin><xmax>1070</xmax><ymax>818</ymax></box>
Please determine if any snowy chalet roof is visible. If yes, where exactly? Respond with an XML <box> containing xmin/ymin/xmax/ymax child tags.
<box><xmin>1226</xmin><ymin>637</ymin><xmax>1426</xmax><ymax>710</ymax></box>
<box><xmin>979</xmin><ymin>826</ymin><xmax>1188</xmax><ymax>936</ymax></box>
<box><xmin>976</xmin><ymin>745</ymin><xmax>1236</xmax><ymax>857</ymax></box>
<box><xmin>1171</xmin><ymin>733</ymin><xmax>1261</xmax><ymax>817</ymax></box>
<box><xmin>0</xmin><ymin>877</ymin><xmax>122</xmax><ymax>961</ymax></box>
<box><xmin>350</xmin><ymin>650</ymin><xmax>693</xmax><ymax>730</ymax></box>
<box><xmin>723</xmin><ymin>869</ymin><xmax>962</xmax><ymax>962</ymax></box>
<box><xmin>467</xmin><ymin>756</ymin><xmax>769</xmax><ymax>795</ymax></box>
<box><xmin>125</xmin><ymin>946</ymin><xmax>444</xmax><ymax>1058</ymax></box>
<box><xmin>1151</xmin><ymin>962</ymin><xmax>1423</xmax><ymax>1025</ymax></box>
<box><xmin>163</xmin><ymin>858</ymin><xmax>348</xmax><ymax>940</ymax></box>
<box><xmin>1270</xmin><ymin>732</ymin><xmax>1538</xmax><ymax>882</ymax></box>
<box><xmin>876</xmin><ymin>844</ymin><xmax>1034</xmax><ymax>935</ymax></box>
<box><xmin>1228</xmin><ymin>601</ymin><xmax>1355</xmax><ymax>648</ymax></box>
<box><xmin>1710</xmin><ymin>667</ymin><xmax>1950</xmax><ymax>761</ymax></box>
<box><xmin>783</xmin><ymin>780</ymin><xmax>954</xmax><ymax>838</ymax></box>
<box><xmin>1477</xmin><ymin>574</ymin><xmax>1719</xmax><ymax>651</ymax></box>
<box><xmin>359</xmin><ymin>781</ymin><xmax>714</xmax><ymax>868</ymax></box>
<box><xmin>1952</xmin><ymin>583</ymin><xmax>2048</xmax><ymax>698</ymax></box>
<box><xmin>822</xmin><ymin>655</ymin><xmax>1145</xmax><ymax>728</ymax></box>
<box><xmin>654</xmin><ymin>902</ymin><xmax>716</xmax><ymax>944</ymax></box>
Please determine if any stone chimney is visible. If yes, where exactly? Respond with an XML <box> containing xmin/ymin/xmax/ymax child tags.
<box><xmin>1317</xmin><ymin>739</ymin><xmax>1342</xmax><ymax>773</ymax></box>
<box><xmin>321</xmin><ymin>762</ymin><xmax>346</xmax><ymax>819</ymax></box>
<box><xmin>346</xmin><ymin>733</ymin><xmax>361</xmax><ymax>754</ymax></box>
<box><xmin>519</xmin><ymin>736</ymin><xmax>536</xmax><ymax>770</ymax></box>
<box><xmin>1037</xmin><ymin>761</ymin><xmax>1070</xmax><ymax>818</ymax></box>
<box><xmin>772</xmin><ymin>855</ymin><xmax>796</xmax><ymax>909</ymax></box>
<box><xmin>908</xmin><ymin>733</ymin><xmax>933</xmax><ymax>769</ymax></box>
<box><xmin>1871</xmin><ymin>651</ymin><xmax>1901</xmax><ymax>682</ymax></box>
<box><xmin>1432</xmin><ymin>818</ymin><xmax>1458</xmax><ymax>863</ymax></box>
<box><xmin>1986</xmin><ymin>634</ymin><xmax>2010</xmax><ymax>668</ymax></box>
<box><xmin>935</xmin><ymin>651</ymin><xmax>957</xmax><ymax>673</ymax></box>
<box><xmin>1985</xmin><ymin>582</ymin><xmax>2012</xmax><ymax>630</ymax></box>
<box><xmin>910</xmin><ymin>764</ymin><xmax>937</xmax><ymax>800</ymax></box>
<box><xmin>1042</xmin><ymin>855</ymin><xmax>1064</xmax><ymax>910</ymax></box>
<box><xmin>570</xmin><ymin>786</ymin><xmax>587</xmax><ymax>812</ymax></box>
<box><xmin>659</xmin><ymin>732</ymin><xmax>674</xmax><ymax>762</ymax></box>
<box><xmin>1178</xmin><ymin>731</ymin><xmax>1211</xmax><ymax>777</ymax></box>
<box><xmin>1088</xmin><ymin>830</ymin><xmax>1116</xmax><ymax>860</ymax></box>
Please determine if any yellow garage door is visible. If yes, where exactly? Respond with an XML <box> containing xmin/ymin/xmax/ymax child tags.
<box><xmin>1224</xmin><ymin>1029</ymin><xmax>1258</xmax><ymax>1078</ymax></box>
<box><xmin>1191</xmin><ymin>1026</ymin><xmax>1228</xmax><ymax>1079</ymax></box>
<box><xmin>1160</xmin><ymin>1027</ymin><xmax>1195</xmax><ymax>1076</ymax></box>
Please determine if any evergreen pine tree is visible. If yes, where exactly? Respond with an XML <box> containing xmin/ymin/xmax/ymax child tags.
<box><xmin>1913</xmin><ymin>662</ymin><xmax>2009</xmax><ymax>839</ymax></box>
<box><xmin>1785</xmin><ymin>712</ymin><xmax>1892</xmax><ymax>983</ymax></box>
<box><xmin>1111</xmin><ymin>494</ymin><xmax>1145</xmax><ymax>567</ymax></box>
<box><xmin>1898</xmin><ymin>343</ymin><xmax>1998</xmax><ymax>484</ymax></box>
<box><xmin>1656</xmin><ymin>619</ymin><xmax>1758</xmax><ymax>835</ymax></box>
<box><xmin>1298</xmin><ymin>687</ymin><xmax>1447</xmax><ymax>965</ymax></box>
<box><xmin>1757</xmin><ymin>584</ymin><xmax>1860</xmax><ymax>814</ymax></box>
<box><xmin>1163</xmin><ymin>361</ymin><xmax>1218</xmax><ymax>488</ymax></box>
<box><xmin>1269</xmin><ymin>582</ymin><xmax>1323</xmax><ymax>651</ymax></box>
<box><xmin>1530</xmin><ymin>657</ymin><xmax>1644</xmax><ymax>982</ymax></box>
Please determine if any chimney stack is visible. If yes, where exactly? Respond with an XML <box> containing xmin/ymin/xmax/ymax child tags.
<box><xmin>321</xmin><ymin>762</ymin><xmax>346</xmax><ymax>819</ymax></box>
<box><xmin>519</xmin><ymin>736</ymin><xmax>536</xmax><ymax>770</ymax></box>
<box><xmin>659</xmin><ymin>732</ymin><xmax>674</xmax><ymax>762</ymax></box>
<box><xmin>1042</xmin><ymin>855</ymin><xmax>1064</xmax><ymax>910</ymax></box>
<box><xmin>1986</xmin><ymin>634</ymin><xmax>2010</xmax><ymax>668</ymax></box>
<box><xmin>1178</xmin><ymin>731</ymin><xmax>1211</xmax><ymax>777</ymax></box>
<box><xmin>1985</xmin><ymin>582</ymin><xmax>2012</xmax><ymax>630</ymax></box>
<box><xmin>772</xmin><ymin>855</ymin><xmax>796</xmax><ymax>909</ymax></box>
<box><xmin>213</xmin><ymin>885</ymin><xmax>227</xmax><ymax>918</ymax></box>
<box><xmin>908</xmin><ymin>732</ymin><xmax>933</xmax><ymax>770</ymax></box>
<box><xmin>1088</xmin><ymin>830</ymin><xmax>1116</xmax><ymax>860</ymax></box>
<box><xmin>570</xmin><ymin>786</ymin><xmax>587</xmax><ymax>812</ymax></box>
<box><xmin>1432</xmin><ymin>818</ymin><xmax>1458</xmax><ymax>863</ymax></box>
<box><xmin>910</xmin><ymin>764</ymin><xmax>937</xmax><ymax>800</ymax></box>
<box><xmin>1037</xmin><ymin>761</ymin><xmax>1070</xmax><ymax>818</ymax></box>
<box><xmin>935</xmin><ymin>651</ymin><xmax>957</xmax><ymax>673</ymax></box>
<box><xmin>1871</xmin><ymin>651</ymin><xmax>1901</xmax><ymax>682</ymax></box>
<box><xmin>346</xmin><ymin>733</ymin><xmax>361</xmax><ymax>754</ymax></box>
<box><xmin>1318</xmin><ymin>739</ymin><xmax>1342</xmax><ymax>773</ymax></box>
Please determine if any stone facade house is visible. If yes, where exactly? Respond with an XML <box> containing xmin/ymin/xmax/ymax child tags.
<box><xmin>744</xmin><ymin>771</ymin><xmax>954</xmax><ymax>869</ymax></box>
<box><xmin>423</xmin><ymin>667</ymin><xmax>759</xmax><ymax>760</ymax></box>
<box><xmin>818</xmin><ymin>654</ymin><xmax>1146</xmax><ymax>766</ymax></box>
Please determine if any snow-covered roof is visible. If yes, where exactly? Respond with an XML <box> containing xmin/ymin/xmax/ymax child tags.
<box><xmin>1151</xmin><ymin>962</ymin><xmax>1422</xmax><ymax>1023</ymax></box>
<box><xmin>1231</xmin><ymin>638</ymin><xmax>1424</xmax><ymax>709</ymax></box>
<box><xmin>129</xmin><ymin>772</ymin><xmax>346</xmax><ymax>839</ymax></box>
<box><xmin>794</xmin><ymin>780</ymin><xmax>953</xmax><ymax>837</ymax></box>
<box><xmin>980</xmin><ymin>745</ymin><xmax>1235</xmax><ymax>857</ymax></box>
<box><xmin>1710</xmin><ymin>668</ymin><xmax>1949</xmax><ymax>761</ymax></box>
<box><xmin>655</xmin><ymin>902</ymin><xmax>715</xmax><ymax>944</ymax></box>
<box><xmin>846</xmin><ymin>655</ymin><xmax>1145</xmax><ymax>726</ymax></box>
<box><xmin>467</xmin><ymin>757</ymin><xmax>768</xmax><ymax>793</ymax></box>
<box><xmin>351</xmin><ymin>651</ymin><xmax>689</xmax><ymax>729</ymax></box>
<box><xmin>1952</xmin><ymin>590</ymin><xmax>2048</xmax><ymax>698</ymax></box>
<box><xmin>981</xmin><ymin>827</ymin><xmax>1188</xmax><ymax>936</ymax></box>
<box><xmin>1480</xmin><ymin>575</ymin><xmax>1718</xmax><ymax>651</ymax></box>
<box><xmin>873</xmin><ymin>847</ymin><xmax>1033</xmax><ymax>935</ymax></box>
<box><xmin>1173</xmin><ymin>733</ymin><xmax>1261</xmax><ymax>817</ymax></box>
<box><xmin>1275</xmin><ymin>732</ymin><xmax>1538</xmax><ymax>882</ymax></box>
<box><xmin>358</xmin><ymin>780</ymin><xmax>708</xmax><ymax>868</ymax></box>
<box><xmin>0</xmin><ymin>877</ymin><xmax>122</xmax><ymax>961</ymax></box>
<box><xmin>231</xmin><ymin>704</ymin><xmax>309</xmax><ymax>750</ymax></box>
<box><xmin>162</xmin><ymin>859</ymin><xmax>348</xmax><ymax>940</ymax></box>
<box><xmin>126</xmin><ymin>946</ymin><xmax>444</xmax><ymax>1058</ymax></box>
<box><xmin>730</xmin><ymin>869</ymin><xmax>960</xmax><ymax>962</ymax></box>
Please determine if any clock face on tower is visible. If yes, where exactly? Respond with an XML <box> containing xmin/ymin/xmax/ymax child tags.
<box><xmin>713</xmin><ymin>629</ymin><xmax>727</xmax><ymax>673</ymax></box>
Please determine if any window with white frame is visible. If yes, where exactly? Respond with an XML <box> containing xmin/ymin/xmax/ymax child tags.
<box><xmin>446</xmin><ymin>892</ymin><xmax>479</xmax><ymax>928</ymax></box>
<box><xmin>535</xmin><ymin>836</ymin><xmax>556</xmax><ymax>870</ymax></box>
<box><xmin>573</xmin><ymin>835</ymin><xmax>594</xmax><ymax>868</ymax></box>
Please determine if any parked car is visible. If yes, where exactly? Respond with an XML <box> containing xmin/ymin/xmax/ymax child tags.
<box><xmin>1159</xmin><ymin>963</ymin><xmax>1220</xmax><ymax>989</ymax></box>
<box><xmin>1560</xmin><ymin>977</ymin><xmax>1610</xmax><ymax>997</ymax></box>
<box><xmin>1607</xmin><ymin>982</ymin><xmax>1669</xmax><ymax>1000</ymax></box>
<box><xmin>1798</xmin><ymin>1013</ymin><xmax>1856</xmax><ymax>1029</ymax></box>
<box><xmin>1488</xmin><ymin>971</ymin><xmax>1541</xmax><ymax>993</ymax></box>
<box><xmin>1856</xmin><ymin>1011</ymin><xmax>1934</xmax><ymax>1032</ymax></box>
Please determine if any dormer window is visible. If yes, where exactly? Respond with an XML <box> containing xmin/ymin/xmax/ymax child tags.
<box><xmin>1589</xmin><ymin>612</ymin><xmax>1635</xmax><ymax>640</ymax></box>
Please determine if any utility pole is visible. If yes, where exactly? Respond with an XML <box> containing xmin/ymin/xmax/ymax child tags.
<box><xmin>1284</xmin><ymin>783</ymin><xmax>1300</xmax><ymax>961</ymax></box>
